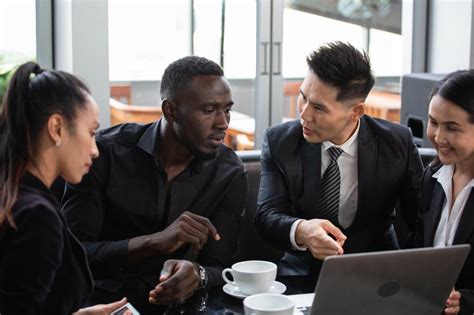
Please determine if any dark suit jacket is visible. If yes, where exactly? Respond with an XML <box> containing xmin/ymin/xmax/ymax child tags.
<box><xmin>255</xmin><ymin>116</ymin><xmax>423</xmax><ymax>281</ymax></box>
<box><xmin>416</xmin><ymin>164</ymin><xmax>474</xmax><ymax>314</ymax></box>
<box><xmin>0</xmin><ymin>172</ymin><xmax>93</xmax><ymax>315</ymax></box>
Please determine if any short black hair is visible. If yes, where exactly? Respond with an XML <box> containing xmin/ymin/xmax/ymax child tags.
<box><xmin>431</xmin><ymin>69</ymin><xmax>474</xmax><ymax>123</ymax></box>
<box><xmin>307</xmin><ymin>41</ymin><xmax>375</xmax><ymax>102</ymax></box>
<box><xmin>160</xmin><ymin>56</ymin><xmax>224</xmax><ymax>101</ymax></box>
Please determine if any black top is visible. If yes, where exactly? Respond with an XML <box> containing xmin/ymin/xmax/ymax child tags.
<box><xmin>0</xmin><ymin>172</ymin><xmax>93</xmax><ymax>315</ymax></box>
<box><xmin>62</xmin><ymin>121</ymin><xmax>248</xmax><ymax>295</ymax></box>
<box><xmin>255</xmin><ymin>116</ymin><xmax>423</xmax><ymax>281</ymax></box>
<box><xmin>416</xmin><ymin>163</ymin><xmax>474</xmax><ymax>314</ymax></box>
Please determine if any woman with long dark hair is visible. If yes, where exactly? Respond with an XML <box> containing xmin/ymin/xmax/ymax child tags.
<box><xmin>417</xmin><ymin>69</ymin><xmax>474</xmax><ymax>315</ymax></box>
<box><xmin>0</xmin><ymin>62</ymin><xmax>129</xmax><ymax>314</ymax></box>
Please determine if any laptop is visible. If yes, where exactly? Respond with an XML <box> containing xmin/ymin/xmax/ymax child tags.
<box><xmin>290</xmin><ymin>245</ymin><xmax>470</xmax><ymax>315</ymax></box>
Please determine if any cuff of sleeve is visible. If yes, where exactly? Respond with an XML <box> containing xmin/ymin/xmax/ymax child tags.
<box><xmin>290</xmin><ymin>219</ymin><xmax>307</xmax><ymax>251</ymax></box>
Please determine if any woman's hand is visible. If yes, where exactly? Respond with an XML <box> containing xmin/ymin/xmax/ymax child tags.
<box><xmin>444</xmin><ymin>289</ymin><xmax>461</xmax><ymax>314</ymax></box>
<box><xmin>74</xmin><ymin>297</ymin><xmax>132</xmax><ymax>315</ymax></box>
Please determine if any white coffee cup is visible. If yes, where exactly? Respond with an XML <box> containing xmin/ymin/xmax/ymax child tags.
<box><xmin>244</xmin><ymin>293</ymin><xmax>295</xmax><ymax>315</ymax></box>
<box><xmin>222</xmin><ymin>260</ymin><xmax>277</xmax><ymax>295</ymax></box>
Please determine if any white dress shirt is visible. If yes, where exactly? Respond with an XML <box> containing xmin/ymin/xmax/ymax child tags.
<box><xmin>290</xmin><ymin>121</ymin><xmax>360</xmax><ymax>250</ymax></box>
<box><xmin>433</xmin><ymin>164</ymin><xmax>474</xmax><ymax>247</ymax></box>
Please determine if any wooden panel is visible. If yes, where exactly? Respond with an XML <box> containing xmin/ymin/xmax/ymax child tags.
<box><xmin>284</xmin><ymin>81</ymin><xmax>301</xmax><ymax>119</ymax></box>
<box><xmin>364</xmin><ymin>90</ymin><xmax>400</xmax><ymax>123</ymax></box>
<box><xmin>109</xmin><ymin>99</ymin><xmax>162</xmax><ymax>126</ymax></box>
<box><xmin>110</xmin><ymin>84</ymin><xmax>132</xmax><ymax>104</ymax></box>
<box><xmin>225</xmin><ymin>111</ymin><xmax>255</xmax><ymax>150</ymax></box>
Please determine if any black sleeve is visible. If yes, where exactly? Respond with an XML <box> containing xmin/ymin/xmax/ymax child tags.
<box><xmin>459</xmin><ymin>289</ymin><xmax>474</xmax><ymax>315</ymax></box>
<box><xmin>62</xmin><ymin>144</ymin><xmax>129</xmax><ymax>270</ymax></box>
<box><xmin>0</xmin><ymin>205</ymin><xmax>64</xmax><ymax>315</ymax></box>
<box><xmin>197</xmin><ymin>170</ymin><xmax>248</xmax><ymax>287</ymax></box>
<box><xmin>254</xmin><ymin>129</ymin><xmax>299</xmax><ymax>253</ymax></box>
<box><xmin>414</xmin><ymin>166</ymin><xmax>433</xmax><ymax>248</ymax></box>
<box><xmin>398</xmin><ymin>130</ymin><xmax>424</xmax><ymax>240</ymax></box>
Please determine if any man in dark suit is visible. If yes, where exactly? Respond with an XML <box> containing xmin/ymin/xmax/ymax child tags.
<box><xmin>255</xmin><ymin>42</ymin><xmax>423</xmax><ymax>286</ymax></box>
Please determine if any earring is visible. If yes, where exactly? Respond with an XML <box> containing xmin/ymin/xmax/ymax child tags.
<box><xmin>55</xmin><ymin>139</ymin><xmax>62</xmax><ymax>147</ymax></box>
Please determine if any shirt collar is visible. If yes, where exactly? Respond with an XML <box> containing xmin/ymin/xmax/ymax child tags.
<box><xmin>433</xmin><ymin>164</ymin><xmax>474</xmax><ymax>188</ymax></box>
<box><xmin>322</xmin><ymin>120</ymin><xmax>360</xmax><ymax>157</ymax></box>
<box><xmin>136</xmin><ymin>118</ymin><xmax>214</xmax><ymax>174</ymax></box>
<box><xmin>137</xmin><ymin>119</ymin><xmax>162</xmax><ymax>157</ymax></box>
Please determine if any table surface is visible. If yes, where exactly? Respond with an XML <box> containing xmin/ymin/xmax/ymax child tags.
<box><xmin>158</xmin><ymin>276</ymin><xmax>314</xmax><ymax>314</ymax></box>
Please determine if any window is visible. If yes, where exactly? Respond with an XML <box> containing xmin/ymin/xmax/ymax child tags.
<box><xmin>282</xmin><ymin>9</ymin><xmax>365</xmax><ymax>78</ymax></box>
<box><xmin>0</xmin><ymin>0</ymin><xmax>36</xmax><ymax>101</ymax></box>
<box><xmin>108</xmin><ymin>0</ymin><xmax>256</xmax><ymax>81</ymax></box>
<box><xmin>0</xmin><ymin>0</ymin><xmax>36</xmax><ymax>67</ymax></box>
<box><xmin>108</xmin><ymin>0</ymin><xmax>190</xmax><ymax>81</ymax></box>
<box><xmin>282</xmin><ymin>0</ymin><xmax>403</xmax><ymax>79</ymax></box>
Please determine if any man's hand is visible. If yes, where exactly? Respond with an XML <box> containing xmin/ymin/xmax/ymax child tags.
<box><xmin>295</xmin><ymin>219</ymin><xmax>346</xmax><ymax>260</ymax></box>
<box><xmin>74</xmin><ymin>297</ymin><xmax>132</xmax><ymax>315</ymax></box>
<box><xmin>444</xmin><ymin>289</ymin><xmax>461</xmax><ymax>314</ymax></box>
<box><xmin>148</xmin><ymin>259</ymin><xmax>201</xmax><ymax>305</ymax></box>
<box><xmin>129</xmin><ymin>211</ymin><xmax>220</xmax><ymax>258</ymax></box>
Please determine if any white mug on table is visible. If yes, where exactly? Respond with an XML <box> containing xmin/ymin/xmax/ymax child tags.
<box><xmin>222</xmin><ymin>260</ymin><xmax>277</xmax><ymax>295</ymax></box>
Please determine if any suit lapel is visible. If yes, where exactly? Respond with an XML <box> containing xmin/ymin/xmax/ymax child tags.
<box><xmin>302</xmin><ymin>140</ymin><xmax>321</xmax><ymax>219</ymax></box>
<box><xmin>423</xmin><ymin>183</ymin><xmax>445</xmax><ymax>246</ymax></box>
<box><xmin>453</xmin><ymin>190</ymin><xmax>474</xmax><ymax>244</ymax></box>
<box><xmin>355</xmin><ymin>117</ymin><xmax>377</xmax><ymax>226</ymax></box>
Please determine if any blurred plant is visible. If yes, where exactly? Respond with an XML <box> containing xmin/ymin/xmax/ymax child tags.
<box><xmin>0</xmin><ymin>55</ymin><xmax>15</xmax><ymax>107</ymax></box>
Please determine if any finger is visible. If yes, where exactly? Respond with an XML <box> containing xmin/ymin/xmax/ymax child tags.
<box><xmin>450</xmin><ymin>290</ymin><xmax>461</xmax><ymax>299</ymax></box>
<box><xmin>178</xmin><ymin>223</ymin><xmax>208</xmax><ymax>249</ymax></box>
<box><xmin>158</xmin><ymin>264</ymin><xmax>189</xmax><ymax>291</ymax></box>
<box><xmin>159</xmin><ymin>260</ymin><xmax>179</xmax><ymax>282</ymax></box>
<box><xmin>175</xmin><ymin>231</ymin><xmax>202</xmax><ymax>251</ymax></box>
<box><xmin>101</xmin><ymin>297</ymin><xmax>127</xmax><ymax>312</ymax></box>
<box><xmin>155</xmin><ymin>277</ymin><xmax>197</xmax><ymax>304</ymax></box>
<box><xmin>321</xmin><ymin>220</ymin><xmax>347</xmax><ymax>242</ymax></box>
<box><xmin>154</xmin><ymin>274</ymin><xmax>197</xmax><ymax>304</ymax></box>
<box><xmin>184</xmin><ymin>212</ymin><xmax>220</xmax><ymax>240</ymax></box>
<box><xmin>310</xmin><ymin>249</ymin><xmax>340</xmax><ymax>260</ymax></box>
<box><xmin>318</xmin><ymin>233</ymin><xmax>344</xmax><ymax>254</ymax></box>
<box><xmin>444</xmin><ymin>306</ymin><xmax>460</xmax><ymax>314</ymax></box>
<box><xmin>446</xmin><ymin>298</ymin><xmax>460</xmax><ymax>307</ymax></box>
<box><xmin>310</xmin><ymin>247</ymin><xmax>340</xmax><ymax>256</ymax></box>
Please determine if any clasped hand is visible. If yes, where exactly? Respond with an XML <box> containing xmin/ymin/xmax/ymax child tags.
<box><xmin>295</xmin><ymin>219</ymin><xmax>347</xmax><ymax>260</ymax></box>
<box><xmin>149</xmin><ymin>211</ymin><xmax>220</xmax><ymax>255</ymax></box>
<box><xmin>148</xmin><ymin>259</ymin><xmax>201</xmax><ymax>305</ymax></box>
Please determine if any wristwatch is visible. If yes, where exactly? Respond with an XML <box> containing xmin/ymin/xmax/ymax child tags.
<box><xmin>194</xmin><ymin>263</ymin><xmax>207</xmax><ymax>290</ymax></box>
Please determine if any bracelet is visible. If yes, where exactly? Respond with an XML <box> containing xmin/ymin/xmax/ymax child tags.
<box><xmin>194</xmin><ymin>263</ymin><xmax>207</xmax><ymax>290</ymax></box>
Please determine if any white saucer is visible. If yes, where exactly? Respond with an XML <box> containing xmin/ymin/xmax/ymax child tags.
<box><xmin>223</xmin><ymin>281</ymin><xmax>286</xmax><ymax>299</ymax></box>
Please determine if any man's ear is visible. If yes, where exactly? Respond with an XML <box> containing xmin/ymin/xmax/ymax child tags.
<box><xmin>351</xmin><ymin>102</ymin><xmax>365</xmax><ymax>121</ymax></box>
<box><xmin>46</xmin><ymin>114</ymin><xmax>64</xmax><ymax>145</ymax></box>
<box><xmin>162</xmin><ymin>99</ymin><xmax>177</xmax><ymax>122</ymax></box>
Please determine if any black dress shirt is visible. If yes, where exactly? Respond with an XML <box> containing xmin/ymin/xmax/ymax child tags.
<box><xmin>0</xmin><ymin>172</ymin><xmax>93</xmax><ymax>315</ymax></box>
<box><xmin>62</xmin><ymin>120</ymin><xmax>248</xmax><ymax>303</ymax></box>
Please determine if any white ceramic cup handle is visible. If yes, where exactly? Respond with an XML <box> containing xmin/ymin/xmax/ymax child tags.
<box><xmin>222</xmin><ymin>268</ymin><xmax>236</xmax><ymax>285</ymax></box>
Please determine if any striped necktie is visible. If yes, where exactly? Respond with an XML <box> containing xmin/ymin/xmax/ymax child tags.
<box><xmin>318</xmin><ymin>146</ymin><xmax>344</xmax><ymax>225</ymax></box>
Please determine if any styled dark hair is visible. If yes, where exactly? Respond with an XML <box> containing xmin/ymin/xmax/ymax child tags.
<box><xmin>160</xmin><ymin>56</ymin><xmax>224</xmax><ymax>101</ymax></box>
<box><xmin>430</xmin><ymin>69</ymin><xmax>474</xmax><ymax>123</ymax></box>
<box><xmin>307</xmin><ymin>41</ymin><xmax>375</xmax><ymax>102</ymax></box>
<box><xmin>0</xmin><ymin>61</ymin><xmax>90</xmax><ymax>228</ymax></box>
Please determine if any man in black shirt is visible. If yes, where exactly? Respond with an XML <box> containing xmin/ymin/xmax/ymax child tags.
<box><xmin>62</xmin><ymin>56</ymin><xmax>248</xmax><ymax>312</ymax></box>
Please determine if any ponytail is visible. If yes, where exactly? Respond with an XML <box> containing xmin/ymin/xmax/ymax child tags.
<box><xmin>0</xmin><ymin>62</ymin><xmax>89</xmax><ymax>228</ymax></box>
<box><xmin>0</xmin><ymin>62</ymin><xmax>43</xmax><ymax>227</ymax></box>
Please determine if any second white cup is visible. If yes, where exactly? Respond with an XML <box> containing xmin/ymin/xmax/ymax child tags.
<box><xmin>244</xmin><ymin>293</ymin><xmax>295</xmax><ymax>315</ymax></box>
<box><xmin>222</xmin><ymin>260</ymin><xmax>277</xmax><ymax>295</ymax></box>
